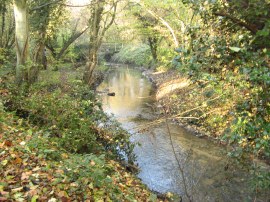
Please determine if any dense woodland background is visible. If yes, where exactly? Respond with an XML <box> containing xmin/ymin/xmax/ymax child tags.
<box><xmin>0</xmin><ymin>0</ymin><xmax>270</xmax><ymax>201</ymax></box>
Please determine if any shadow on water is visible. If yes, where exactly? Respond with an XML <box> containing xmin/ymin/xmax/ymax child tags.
<box><xmin>97</xmin><ymin>64</ymin><xmax>269</xmax><ymax>202</ymax></box>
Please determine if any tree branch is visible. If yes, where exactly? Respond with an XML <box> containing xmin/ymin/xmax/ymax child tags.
<box><xmin>30</xmin><ymin>0</ymin><xmax>63</xmax><ymax>11</ymax></box>
<box><xmin>57</xmin><ymin>26</ymin><xmax>89</xmax><ymax>59</ymax></box>
<box><xmin>30</xmin><ymin>0</ymin><xmax>95</xmax><ymax>11</ymax></box>
<box><xmin>213</xmin><ymin>11</ymin><xmax>258</xmax><ymax>34</ymax></box>
<box><xmin>138</xmin><ymin>3</ymin><xmax>179</xmax><ymax>47</ymax></box>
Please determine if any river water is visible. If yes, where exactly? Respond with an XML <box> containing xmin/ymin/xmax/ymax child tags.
<box><xmin>97</xmin><ymin>65</ymin><xmax>269</xmax><ymax>202</ymax></box>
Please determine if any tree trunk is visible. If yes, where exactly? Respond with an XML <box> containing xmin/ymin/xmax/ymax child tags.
<box><xmin>148</xmin><ymin>36</ymin><xmax>158</xmax><ymax>62</ymax></box>
<box><xmin>83</xmin><ymin>0</ymin><xmax>117</xmax><ymax>85</ymax></box>
<box><xmin>34</xmin><ymin>32</ymin><xmax>47</xmax><ymax>70</ymax></box>
<box><xmin>0</xmin><ymin>3</ymin><xmax>6</xmax><ymax>48</ymax></box>
<box><xmin>13</xmin><ymin>0</ymin><xmax>36</xmax><ymax>84</ymax></box>
<box><xmin>83</xmin><ymin>0</ymin><xmax>104</xmax><ymax>84</ymax></box>
<box><xmin>83</xmin><ymin>50</ymin><xmax>97</xmax><ymax>84</ymax></box>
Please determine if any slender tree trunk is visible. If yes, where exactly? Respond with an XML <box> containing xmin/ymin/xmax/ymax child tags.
<box><xmin>83</xmin><ymin>0</ymin><xmax>104</xmax><ymax>84</ymax></box>
<box><xmin>83</xmin><ymin>0</ymin><xmax>117</xmax><ymax>84</ymax></box>
<box><xmin>0</xmin><ymin>4</ymin><xmax>6</xmax><ymax>48</ymax></box>
<box><xmin>6</xmin><ymin>14</ymin><xmax>15</xmax><ymax>49</ymax></box>
<box><xmin>148</xmin><ymin>36</ymin><xmax>158</xmax><ymax>62</ymax></box>
<box><xmin>84</xmin><ymin>50</ymin><xmax>98</xmax><ymax>84</ymax></box>
<box><xmin>13</xmin><ymin>0</ymin><xmax>31</xmax><ymax>83</ymax></box>
<box><xmin>34</xmin><ymin>32</ymin><xmax>47</xmax><ymax>70</ymax></box>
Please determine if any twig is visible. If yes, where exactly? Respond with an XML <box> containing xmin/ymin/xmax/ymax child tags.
<box><xmin>164</xmin><ymin>106</ymin><xmax>192</xmax><ymax>201</ymax></box>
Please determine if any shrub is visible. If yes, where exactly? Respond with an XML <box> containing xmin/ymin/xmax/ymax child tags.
<box><xmin>4</xmin><ymin>80</ymin><xmax>135</xmax><ymax>161</ymax></box>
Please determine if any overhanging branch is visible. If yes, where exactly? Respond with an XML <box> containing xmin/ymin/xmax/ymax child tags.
<box><xmin>30</xmin><ymin>0</ymin><xmax>95</xmax><ymax>11</ymax></box>
<box><xmin>213</xmin><ymin>11</ymin><xmax>258</xmax><ymax>34</ymax></box>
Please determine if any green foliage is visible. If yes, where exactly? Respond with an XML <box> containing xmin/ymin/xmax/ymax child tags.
<box><xmin>183</xmin><ymin>0</ymin><xmax>270</xmax><ymax>48</ymax></box>
<box><xmin>164</xmin><ymin>0</ymin><xmax>270</xmax><ymax>190</ymax></box>
<box><xmin>3</xmin><ymin>76</ymin><xmax>135</xmax><ymax>162</ymax></box>
<box><xmin>0</xmin><ymin>48</ymin><xmax>9</xmax><ymax>65</ymax></box>
<box><xmin>173</xmin><ymin>26</ymin><xmax>270</xmax><ymax>158</ymax></box>
<box><xmin>112</xmin><ymin>44</ymin><xmax>152</xmax><ymax>66</ymax></box>
<box><xmin>157</xmin><ymin>45</ymin><xmax>175</xmax><ymax>69</ymax></box>
<box><xmin>253</xmin><ymin>170</ymin><xmax>270</xmax><ymax>190</ymax></box>
<box><xmin>0</xmin><ymin>1</ymin><xmax>14</xmax><ymax>50</ymax></box>
<box><xmin>0</xmin><ymin>48</ymin><xmax>14</xmax><ymax>67</ymax></box>
<box><xmin>29</xmin><ymin>0</ymin><xmax>68</xmax><ymax>40</ymax></box>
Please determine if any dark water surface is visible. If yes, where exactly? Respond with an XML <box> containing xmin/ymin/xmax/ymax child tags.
<box><xmin>97</xmin><ymin>65</ymin><xmax>269</xmax><ymax>202</ymax></box>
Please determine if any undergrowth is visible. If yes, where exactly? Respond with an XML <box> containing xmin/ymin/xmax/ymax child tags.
<box><xmin>0</xmin><ymin>67</ymin><xmax>164</xmax><ymax>201</ymax></box>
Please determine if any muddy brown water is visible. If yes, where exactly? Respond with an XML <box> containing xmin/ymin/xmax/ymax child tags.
<box><xmin>97</xmin><ymin>65</ymin><xmax>269</xmax><ymax>202</ymax></box>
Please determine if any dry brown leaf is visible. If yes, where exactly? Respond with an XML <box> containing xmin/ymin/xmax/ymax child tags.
<box><xmin>14</xmin><ymin>157</ymin><xmax>23</xmax><ymax>165</ymax></box>
<box><xmin>21</xmin><ymin>171</ymin><xmax>32</xmax><ymax>180</ymax></box>
<box><xmin>0</xmin><ymin>197</ymin><xmax>8</xmax><ymax>201</ymax></box>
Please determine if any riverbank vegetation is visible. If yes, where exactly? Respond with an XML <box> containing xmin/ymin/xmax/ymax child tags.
<box><xmin>0</xmin><ymin>0</ymin><xmax>270</xmax><ymax>200</ymax></box>
<box><xmin>0</xmin><ymin>66</ymin><xmax>165</xmax><ymax>201</ymax></box>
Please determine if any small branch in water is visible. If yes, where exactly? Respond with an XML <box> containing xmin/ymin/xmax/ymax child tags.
<box><xmin>163</xmin><ymin>106</ymin><xmax>193</xmax><ymax>202</ymax></box>
<box><xmin>131</xmin><ymin>95</ymin><xmax>223</xmax><ymax>132</ymax></box>
<box><xmin>107</xmin><ymin>92</ymin><xmax>116</xmax><ymax>96</ymax></box>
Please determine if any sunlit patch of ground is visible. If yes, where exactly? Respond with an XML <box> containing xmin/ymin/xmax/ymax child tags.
<box><xmin>156</xmin><ymin>78</ymin><xmax>190</xmax><ymax>100</ymax></box>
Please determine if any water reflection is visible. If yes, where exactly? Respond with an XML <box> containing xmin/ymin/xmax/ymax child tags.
<box><xmin>97</xmin><ymin>65</ymin><xmax>270</xmax><ymax>202</ymax></box>
<box><xmin>98</xmin><ymin>66</ymin><xmax>153</xmax><ymax>120</ymax></box>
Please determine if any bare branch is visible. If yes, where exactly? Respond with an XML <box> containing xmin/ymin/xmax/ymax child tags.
<box><xmin>137</xmin><ymin>2</ymin><xmax>180</xmax><ymax>47</ymax></box>
<box><xmin>30</xmin><ymin>0</ymin><xmax>63</xmax><ymax>11</ymax></box>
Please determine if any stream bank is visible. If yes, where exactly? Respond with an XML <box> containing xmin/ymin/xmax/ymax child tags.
<box><xmin>141</xmin><ymin>68</ymin><xmax>214</xmax><ymax>138</ymax></box>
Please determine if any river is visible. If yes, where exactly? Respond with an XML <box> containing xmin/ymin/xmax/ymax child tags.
<box><xmin>97</xmin><ymin>64</ymin><xmax>269</xmax><ymax>202</ymax></box>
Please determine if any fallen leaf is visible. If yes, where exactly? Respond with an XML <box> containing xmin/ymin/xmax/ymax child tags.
<box><xmin>32</xmin><ymin>167</ymin><xmax>40</xmax><ymax>172</ymax></box>
<box><xmin>21</xmin><ymin>171</ymin><xmax>32</xmax><ymax>180</ymax></box>
<box><xmin>0</xmin><ymin>197</ymin><xmax>8</xmax><ymax>201</ymax></box>
<box><xmin>48</xmin><ymin>198</ymin><xmax>57</xmax><ymax>202</ymax></box>
<box><xmin>20</xmin><ymin>141</ymin><xmax>26</xmax><ymax>146</ymax></box>
<box><xmin>27</xmin><ymin>189</ymin><xmax>38</xmax><ymax>197</ymax></box>
<box><xmin>14</xmin><ymin>157</ymin><xmax>23</xmax><ymax>164</ymax></box>
<box><xmin>4</xmin><ymin>140</ymin><xmax>12</xmax><ymax>147</ymax></box>
<box><xmin>12</xmin><ymin>187</ymin><xmax>24</xmax><ymax>192</ymax></box>
<box><xmin>0</xmin><ymin>191</ymin><xmax>9</xmax><ymax>196</ymax></box>
<box><xmin>70</xmin><ymin>183</ymin><xmax>78</xmax><ymax>187</ymax></box>
<box><xmin>61</xmin><ymin>153</ymin><xmax>68</xmax><ymax>159</ymax></box>
<box><xmin>61</xmin><ymin>196</ymin><xmax>71</xmax><ymax>202</ymax></box>
<box><xmin>58</xmin><ymin>191</ymin><xmax>68</xmax><ymax>198</ymax></box>
<box><xmin>90</xmin><ymin>161</ymin><xmax>95</xmax><ymax>166</ymax></box>
<box><xmin>1</xmin><ymin>160</ymin><xmax>8</xmax><ymax>166</ymax></box>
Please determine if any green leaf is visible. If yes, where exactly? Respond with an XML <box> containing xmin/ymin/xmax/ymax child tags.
<box><xmin>31</xmin><ymin>195</ymin><xmax>39</xmax><ymax>202</ymax></box>
<box><xmin>229</xmin><ymin>47</ymin><xmax>241</xmax><ymax>52</ymax></box>
<box><xmin>1</xmin><ymin>159</ymin><xmax>8</xmax><ymax>166</ymax></box>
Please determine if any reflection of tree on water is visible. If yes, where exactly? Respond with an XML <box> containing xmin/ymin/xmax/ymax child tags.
<box><xmin>98</xmin><ymin>66</ymin><xmax>153</xmax><ymax>118</ymax></box>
